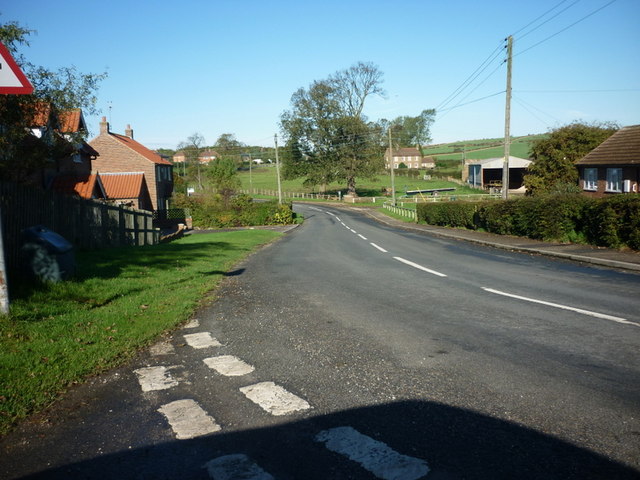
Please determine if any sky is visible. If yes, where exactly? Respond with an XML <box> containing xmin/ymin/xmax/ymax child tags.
<box><xmin>2</xmin><ymin>0</ymin><xmax>639</xmax><ymax>150</ymax></box>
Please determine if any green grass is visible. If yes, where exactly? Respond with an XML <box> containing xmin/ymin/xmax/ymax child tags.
<box><xmin>240</xmin><ymin>167</ymin><xmax>482</xmax><ymax>197</ymax></box>
<box><xmin>0</xmin><ymin>229</ymin><xmax>281</xmax><ymax>434</ymax></box>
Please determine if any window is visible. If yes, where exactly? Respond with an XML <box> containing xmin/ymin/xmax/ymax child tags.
<box><xmin>606</xmin><ymin>168</ymin><xmax>622</xmax><ymax>192</ymax></box>
<box><xmin>583</xmin><ymin>168</ymin><xmax>597</xmax><ymax>191</ymax></box>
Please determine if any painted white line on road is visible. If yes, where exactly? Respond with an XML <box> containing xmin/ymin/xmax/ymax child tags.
<box><xmin>184</xmin><ymin>332</ymin><xmax>222</xmax><ymax>349</ymax></box>
<box><xmin>158</xmin><ymin>399</ymin><xmax>221</xmax><ymax>439</ymax></box>
<box><xmin>358</xmin><ymin>234</ymin><xmax>368</xmax><ymax>240</ymax></box>
<box><xmin>239</xmin><ymin>381</ymin><xmax>312</xmax><ymax>416</ymax></box>
<box><xmin>203</xmin><ymin>355</ymin><xmax>255</xmax><ymax>376</ymax></box>
<box><xmin>335</xmin><ymin>216</ymin><xmax>341</xmax><ymax>222</ymax></box>
<box><xmin>309</xmin><ymin>207</ymin><xmax>322</xmax><ymax>212</ymax></box>
<box><xmin>134</xmin><ymin>366</ymin><xmax>179</xmax><ymax>392</ymax></box>
<box><xmin>316</xmin><ymin>426</ymin><xmax>429</xmax><ymax>480</ymax></box>
<box><xmin>370</xmin><ymin>243</ymin><xmax>388</xmax><ymax>253</ymax></box>
<box><xmin>394</xmin><ymin>257</ymin><xmax>447</xmax><ymax>277</ymax></box>
<box><xmin>482</xmin><ymin>287</ymin><xmax>637</xmax><ymax>326</ymax></box>
<box><xmin>350</xmin><ymin>228</ymin><xmax>357</xmax><ymax>234</ymax></box>
<box><xmin>204</xmin><ymin>454</ymin><xmax>274</xmax><ymax>480</ymax></box>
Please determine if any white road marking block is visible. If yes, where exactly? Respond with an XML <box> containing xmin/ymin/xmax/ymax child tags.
<box><xmin>184</xmin><ymin>332</ymin><xmax>222</xmax><ymax>349</ymax></box>
<box><xmin>316</xmin><ymin>426</ymin><xmax>429</xmax><ymax>480</ymax></box>
<box><xmin>370</xmin><ymin>243</ymin><xmax>388</xmax><ymax>253</ymax></box>
<box><xmin>134</xmin><ymin>366</ymin><xmax>179</xmax><ymax>392</ymax></box>
<box><xmin>204</xmin><ymin>355</ymin><xmax>255</xmax><ymax>376</ymax></box>
<box><xmin>158</xmin><ymin>399</ymin><xmax>221</xmax><ymax>440</ymax></box>
<box><xmin>204</xmin><ymin>454</ymin><xmax>274</xmax><ymax>480</ymax></box>
<box><xmin>394</xmin><ymin>256</ymin><xmax>447</xmax><ymax>277</ymax></box>
<box><xmin>239</xmin><ymin>381</ymin><xmax>311</xmax><ymax>416</ymax></box>
<box><xmin>358</xmin><ymin>234</ymin><xmax>368</xmax><ymax>240</ymax></box>
<box><xmin>482</xmin><ymin>287</ymin><xmax>637</xmax><ymax>326</ymax></box>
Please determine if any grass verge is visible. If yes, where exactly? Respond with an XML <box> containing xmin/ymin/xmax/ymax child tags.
<box><xmin>0</xmin><ymin>229</ymin><xmax>281</xmax><ymax>435</ymax></box>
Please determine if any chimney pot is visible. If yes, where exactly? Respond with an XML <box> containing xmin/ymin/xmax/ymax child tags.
<box><xmin>125</xmin><ymin>124</ymin><xmax>133</xmax><ymax>139</ymax></box>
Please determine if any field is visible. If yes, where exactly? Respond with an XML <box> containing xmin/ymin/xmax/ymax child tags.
<box><xmin>239</xmin><ymin>134</ymin><xmax>543</xmax><ymax>195</ymax></box>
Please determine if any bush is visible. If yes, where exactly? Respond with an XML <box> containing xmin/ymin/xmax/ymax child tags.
<box><xmin>173</xmin><ymin>193</ymin><xmax>296</xmax><ymax>229</ymax></box>
<box><xmin>416</xmin><ymin>194</ymin><xmax>640</xmax><ymax>250</ymax></box>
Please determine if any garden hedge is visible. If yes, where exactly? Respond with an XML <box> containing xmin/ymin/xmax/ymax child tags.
<box><xmin>416</xmin><ymin>194</ymin><xmax>640</xmax><ymax>250</ymax></box>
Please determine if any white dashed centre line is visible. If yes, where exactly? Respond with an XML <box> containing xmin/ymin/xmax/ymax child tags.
<box><xmin>158</xmin><ymin>399</ymin><xmax>221</xmax><ymax>439</ymax></box>
<box><xmin>358</xmin><ymin>234</ymin><xmax>368</xmax><ymax>240</ymax></box>
<box><xmin>316</xmin><ymin>426</ymin><xmax>429</xmax><ymax>480</ymax></box>
<box><xmin>203</xmin><ymin>355</ymin><xmax>255</xmax><ymax>376</ymax></box>
<box><xmin>239</xmin><ymin>382</ymin><xmax>312</xmax><ymax>416</ymax></box>
<box><xmin>204</xmin><ymin>454</ymin><xmax>274</xmax><ymax>480</ymax></box>
<box><xmin>482</xmin><ymin>287</ymin><xmax>636</xmax><ymax>326</ymax></box>
<box><xmin>370</xmin><ymin>243</ymin><xmax>388</xmax><ymax>253</ymax></box>
<box><xmin>184</xmin><ymin>332</ymin><xmax>222</xmax><ymax>349</ymax></box>
<box><xmin>394</xmin><ymin>256</ymin><xmax>447</xmax><ymax>277</ymax></box>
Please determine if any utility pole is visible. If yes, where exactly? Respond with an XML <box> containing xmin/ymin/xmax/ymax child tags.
<box><xmin>502</xmin><ymin>35</ymin><xmax>513</xmax><ymax>200</ymax></box>
<box><xmin>274</xmin><ymin>134</ymin><xmax>283</xmax><ymax>204</ymax></box>
<box><xmin>388</xmin><ymin>127</ymin><xmax>396</xmax><ymax>206</ymax></box>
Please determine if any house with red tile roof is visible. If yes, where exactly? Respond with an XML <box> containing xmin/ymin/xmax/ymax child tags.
<box><xmin>50</xmin><ymin>173</ymin><xmax>106</xmax><ymax>200</ymax></box>
<box><xmin>100</xmin><ymin>172</ymin><xmax>153</xmax><ymax>211</ymax></box>
<box><xmin>89</xmin><ymin>118</ymin><xmax>173</xmax><ymax>211</ymax></box>
<box><xmin>575</xmin><ymin>125</ymin><xmax>640</xmax><ymax>197</ymax></box>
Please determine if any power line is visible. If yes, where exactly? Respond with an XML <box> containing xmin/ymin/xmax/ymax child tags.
<box><xmin>513</xmin><ymin>0</ymin><xmax>580</xmax><ymax>41</ymax></box>
<box><xmin>516</xmin><ymin>0</ymin><xmax>618</xmax><ymax>57</ymax></box>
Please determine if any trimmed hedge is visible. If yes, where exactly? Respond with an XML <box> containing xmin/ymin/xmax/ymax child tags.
<box><xmin>416</xmin><ymin>194</ymin><xmax>640</xmax><ymax>250</ymax></box>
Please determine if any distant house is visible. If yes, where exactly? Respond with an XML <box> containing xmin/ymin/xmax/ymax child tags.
<box><xmin>575</xmin><ymin>125</ymin><xmax>640</xmax><ymax>197</ymax></box>
<box><xmin>464</xmin><ymin>156</ymin><xmax>532</xmax><ymax>191</ymax></box>
<box><xmin>199</xmin><ymin>149</ymin><xmax>219</xmax><ymax>164</ymax></box>
<box><xmin>90</xmin><ymin>118</ymin><xmax>173</xmax><ymax>212</ymax></box>
<box><xmin>100</xmin><ymin>172</ymin><xmax>153</xmax><ymax>211</ymax></box>
<box><xmin>385</xmin><ymin>147</ymin><xmax>432</xmax><ymax>169</ymax></box>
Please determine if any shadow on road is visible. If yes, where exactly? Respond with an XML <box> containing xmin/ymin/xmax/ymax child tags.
<box><xmin>10</xmin><ymin>400</ymin><xmax>639</xmax><ymax>480</ymax></box>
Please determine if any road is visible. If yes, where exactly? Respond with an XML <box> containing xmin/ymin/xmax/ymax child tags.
<box><xmin>1</xmin><ymin>204</ymin><xmax>639</xmax><ymax>479</ymax></box>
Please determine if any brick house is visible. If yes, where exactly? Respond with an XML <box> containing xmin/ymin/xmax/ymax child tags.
<box><xmin>384</xmin><ymin>147</ymin><xmax>434</xmax><ymax>169</ymax></box>
<box><xmin>90</xmin><ymin>118</ymin><xmax>173</xmax><ymax>211</ymax></box>
<box><xmin>575</xmin><ymin>125</ymin><xmax>640</xmax><ymax>197</ymax></box>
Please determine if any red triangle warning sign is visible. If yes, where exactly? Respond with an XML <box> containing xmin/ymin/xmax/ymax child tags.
<box><xmin>0</xmin><ymin>42</ymin><xmax>33</xmax><ymax>95</ymax></box>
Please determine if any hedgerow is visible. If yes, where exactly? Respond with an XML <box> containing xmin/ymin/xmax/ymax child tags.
<box><xmin>416</xmin><ymin>194</ymin><xmax>640</xmax><ymax>250</ymax></box>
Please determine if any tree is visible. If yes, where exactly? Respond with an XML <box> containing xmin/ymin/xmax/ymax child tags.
<box><xmin>207</xmin><ymin>157</ymin><xmax>240</xmax><ymax>201</ymax></box>
<box><xmin>280</xmin><ymin>62</ymin><xmax>386</xmax><ymax>195</ymax></box>
<box><xmin>523</xmin><ymin>122</ymin><xmax>618</xmax><ymax>195</ymax></box>
<box><xmin>0</xmin><ymin>21</ymin><xmax>107</xmax><ymax>182</ymax></box>
<box><xmin>385</xmin><ymin>109</ymin><xmax>436</xmax><ymax>148</ymax></box>
<box><xmin>177</xmin><ymin>133</ymin><xmax>206</xmax><ymax>190</ymax></box>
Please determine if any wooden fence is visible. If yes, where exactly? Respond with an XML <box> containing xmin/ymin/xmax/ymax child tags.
<box><xmin>0</xmin><ymin>181</ymin><xmax>159</xmax><ymax>277</ymax></box>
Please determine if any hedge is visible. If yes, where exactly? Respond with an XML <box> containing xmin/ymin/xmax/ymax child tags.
<box><xmin>416</xmin><ymin>194</ymin><xmax>640</xmax><ymax>250</ymax></box>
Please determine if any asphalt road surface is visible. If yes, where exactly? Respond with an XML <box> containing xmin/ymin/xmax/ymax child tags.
<box><xmin>1</xmin><ymin>204</ymin><xmax>639</xmax><ymax>479</ymax></box>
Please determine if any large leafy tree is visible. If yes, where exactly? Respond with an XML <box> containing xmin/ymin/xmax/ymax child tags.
<box><xmin>523</xmin><ymin>122</ymin><xmax>618</xmax><ymax>195</ymax></box>
<box><xmin>176</xmin><ymin>132</ymin><xmax>206</xmax><ymax>190</ymax></box>
<box><xmin>382</xmin><ymin>109</ymin><xmax>436</xmax><ymax>149</ymax></box>
<box><xmin>280</xmin><ymin>62</ymin><xmax>386</xmax><ymax>195</ymax></box>
<box><xmin>0</xmin><ymin>21</ymin><xmax>107</xmax><ymax>182</ymax></box>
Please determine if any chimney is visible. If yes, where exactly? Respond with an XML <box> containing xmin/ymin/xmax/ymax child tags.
<box><xmin>125</xmin><ymin>124</ymin><xmax>133</xmax><ymax>139</ymax></box>
<box><xmin>100</xmin><ymin>116</ymin><xmax>109</xmax><ymax>134</ymax></box>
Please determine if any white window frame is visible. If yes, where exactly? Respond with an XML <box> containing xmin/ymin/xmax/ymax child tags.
<box><xmin>605</xmin><ymin>168</ymin><xmax>622</xmax><ymax>193</ymax></box>
<box><xmin>583</xmin><ymin>168</ymin><xmax>597</xmax><ymax>191</ymax></box>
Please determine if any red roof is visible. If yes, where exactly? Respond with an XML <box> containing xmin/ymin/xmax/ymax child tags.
<box><xmin>50</xmin><ymin>174</ymin><xmax>104</xmax><ymax>199</ymax></box>
<box><xmin>59</xmin><ymin>109</ymin><xmax>86</xmax><ymax>133</ymax></box>
<box><xmin>100</xmin><ymin>172</ymin><xmax>147</xmax><ymax>199</ymax></box>
<box><xmin>110</xmin><ymin>133</ymin><xmax>172</xmax><ymax>165</ymax></box>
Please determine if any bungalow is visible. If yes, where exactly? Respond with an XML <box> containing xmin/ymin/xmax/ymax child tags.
<box><xmin>575</xmin><ymin>124</ymin><xmax>640</xmax><ymax>197</ymax></box>
<box><xmin>90</xmin><ymin>118</ymin><xmax>173</xmax><ymax>212</ymax></box>
<box><xmin>100</xmin><ymin>172</ymin><xmax>153</xmax><ymax>211</ymax></box>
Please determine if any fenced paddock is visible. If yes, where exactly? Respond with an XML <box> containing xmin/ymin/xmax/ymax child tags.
<box><xmin>0</xmin><ymin>181</ymin><xmax>158</xmax><ymax>277</ymax></box>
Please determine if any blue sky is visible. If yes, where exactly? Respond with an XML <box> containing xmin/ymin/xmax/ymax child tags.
<box><xmin>2</xmin><ymin>0</ymin><xmax>639</xmax><ymax>150</ymax></box>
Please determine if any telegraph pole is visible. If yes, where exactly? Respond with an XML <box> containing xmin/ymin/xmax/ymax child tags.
<box><xmin>274</xmin><ymin>134</ymin><xmax>283</xmax><ymax>204</ymax></box>
<box><xmin>388</xmin><ymin>127</ymin><xmax>396</xmax><ymax>206</ymax></box>
<box><xmin>502</xmin><ymin>35</ymin><xmax>513</xmax><ymax>200</ymax></box>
